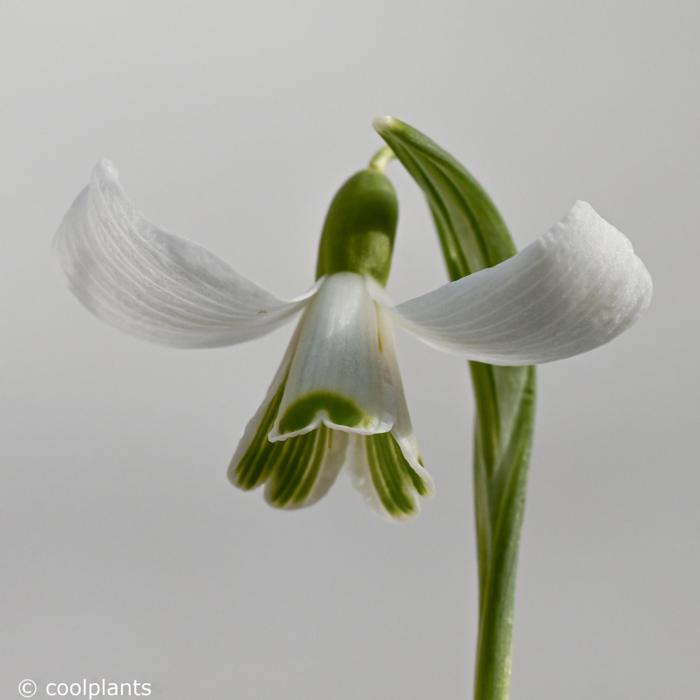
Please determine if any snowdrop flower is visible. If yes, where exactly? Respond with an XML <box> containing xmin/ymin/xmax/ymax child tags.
<box><xmin>54</xmin><ymin>159</ymin><xmax>652</xmax><ymax>518</ymax></box>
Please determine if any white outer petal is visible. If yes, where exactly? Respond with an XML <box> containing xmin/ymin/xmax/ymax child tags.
<box><xmin>269</xmin><ymin>272</ymin><xmax>395</xmax><ymax>440</ymax></box>
<box><xmin>54</xmin><ymin>159</ymin><xmax>314</xmax><ymax>348</ymax></box>
<box><xmin>383</xmin><ymin>201</ymin><xmax>652</xmax><ymax>365</ymax></box>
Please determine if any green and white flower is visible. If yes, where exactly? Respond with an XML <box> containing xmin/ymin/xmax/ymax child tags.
<box><xmin>54</xmin><ymin>159</ymin><xmax>652</xmax><ymax>519</ymax></box>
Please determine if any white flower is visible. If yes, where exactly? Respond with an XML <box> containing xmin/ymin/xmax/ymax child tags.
<box><xmin>54</xmin><ymin>160</ymin><xmax>652</xmax><ymax>519</ymax></box>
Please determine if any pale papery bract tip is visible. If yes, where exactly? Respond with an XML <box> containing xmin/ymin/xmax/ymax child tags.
<box><xmin>373</xmin><ymin>115</ymin><xmax>398</xmax><ymax>133</ymax></box>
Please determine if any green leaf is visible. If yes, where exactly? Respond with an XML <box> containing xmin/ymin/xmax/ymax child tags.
<box><xmin>375</xmin><ymin>117</ymin><xmax>536</xmax><ymax>700</ymax></box>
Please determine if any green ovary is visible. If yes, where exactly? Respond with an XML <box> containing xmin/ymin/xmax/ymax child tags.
<box><xmin>278</xmin><ymin>391</ymin><xmax>369</xmax><ymax>434</ymax></box>
<box><xmin>315</xmin><ymin>169</ymin><xmax>398</xmax><ymax>286</ymax></box>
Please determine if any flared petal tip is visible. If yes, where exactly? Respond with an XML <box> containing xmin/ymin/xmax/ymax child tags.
<box><xmin>553</xmin><ymin>200</ymin><xmax>653</xmax><ymax>311</ymax></box>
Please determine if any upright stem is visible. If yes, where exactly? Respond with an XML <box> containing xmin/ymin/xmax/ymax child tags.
<box><xmin>471</xmin><ymin>366</ymin><xmax>535</xmax><ymax>700</ymax></box>
<box><xmin>473</xmin><ymin>544</ymin><xmax>517</xmax><ymax>700</ymax></box>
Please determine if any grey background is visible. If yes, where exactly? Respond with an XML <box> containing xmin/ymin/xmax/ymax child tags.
<box><xmin>1</xmin><ymin>1</ymin><xmax>698</xmax><ymax>698</ymax></box>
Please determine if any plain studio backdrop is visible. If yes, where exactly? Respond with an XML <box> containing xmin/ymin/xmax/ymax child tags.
<box><xmin>1</xmin><ymin>1</ymin><xmax>698</xmax><ymax>699</ymax></box>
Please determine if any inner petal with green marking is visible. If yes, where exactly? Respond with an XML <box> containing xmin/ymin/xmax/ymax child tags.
<box><xmin>270</xmin><ymin>272</ymin><xmax>395</xmax><ymax>440</ymax></box>
<box><xmin>278</xmin><ymin>391</ymin><xmax>372</xmax><ymax>435</ymax></box>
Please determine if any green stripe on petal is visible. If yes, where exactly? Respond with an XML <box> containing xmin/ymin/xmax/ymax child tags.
<box><xmin>262</xmin><ymin>426</ymin><xmax>348</xmax><ymax>509</ymax></box>
<box><xmin>229</xmin><ymin>322</ymin><xmax>301</xmax><ymax>491</ymax></box>
<box><xmin>233</xmin><ymin>378</ymin><xmax>287</xmax><ymax>490</ymax></box>
<box><xmin>234</xmin><ymin>416</ymin><xmax>349</xmax><ymax>510</ymax></box>
<box><xmin>265</xmin><ymin>431</ymin><xmax>317</xmax><ymax>505</ymax></box>
<box><xmin>364</xmin><ymin>432</ymin><xmax>432</xmax><ymax>519</ymax></box>
<box><xmin>265</xmin><ymin>428</ymin><xmax>325</xmax><ymax>507</ymax></box>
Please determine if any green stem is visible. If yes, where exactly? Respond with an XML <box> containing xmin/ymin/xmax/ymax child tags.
<box><xmin>472</xmin><ymin>367</ymin><xmax>535</xmax><ymax>700</ymax></box>
<box><xmin>473</xmin><ymin>519</ymin><xmax>518</xmax><ymax>700</ymax></box>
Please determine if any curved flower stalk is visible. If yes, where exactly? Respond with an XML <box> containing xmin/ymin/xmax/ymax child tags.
<box><xmin>54</xmin><ymin>155</ymin><xmax>652</xmax><ymax>520</ymax></box>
